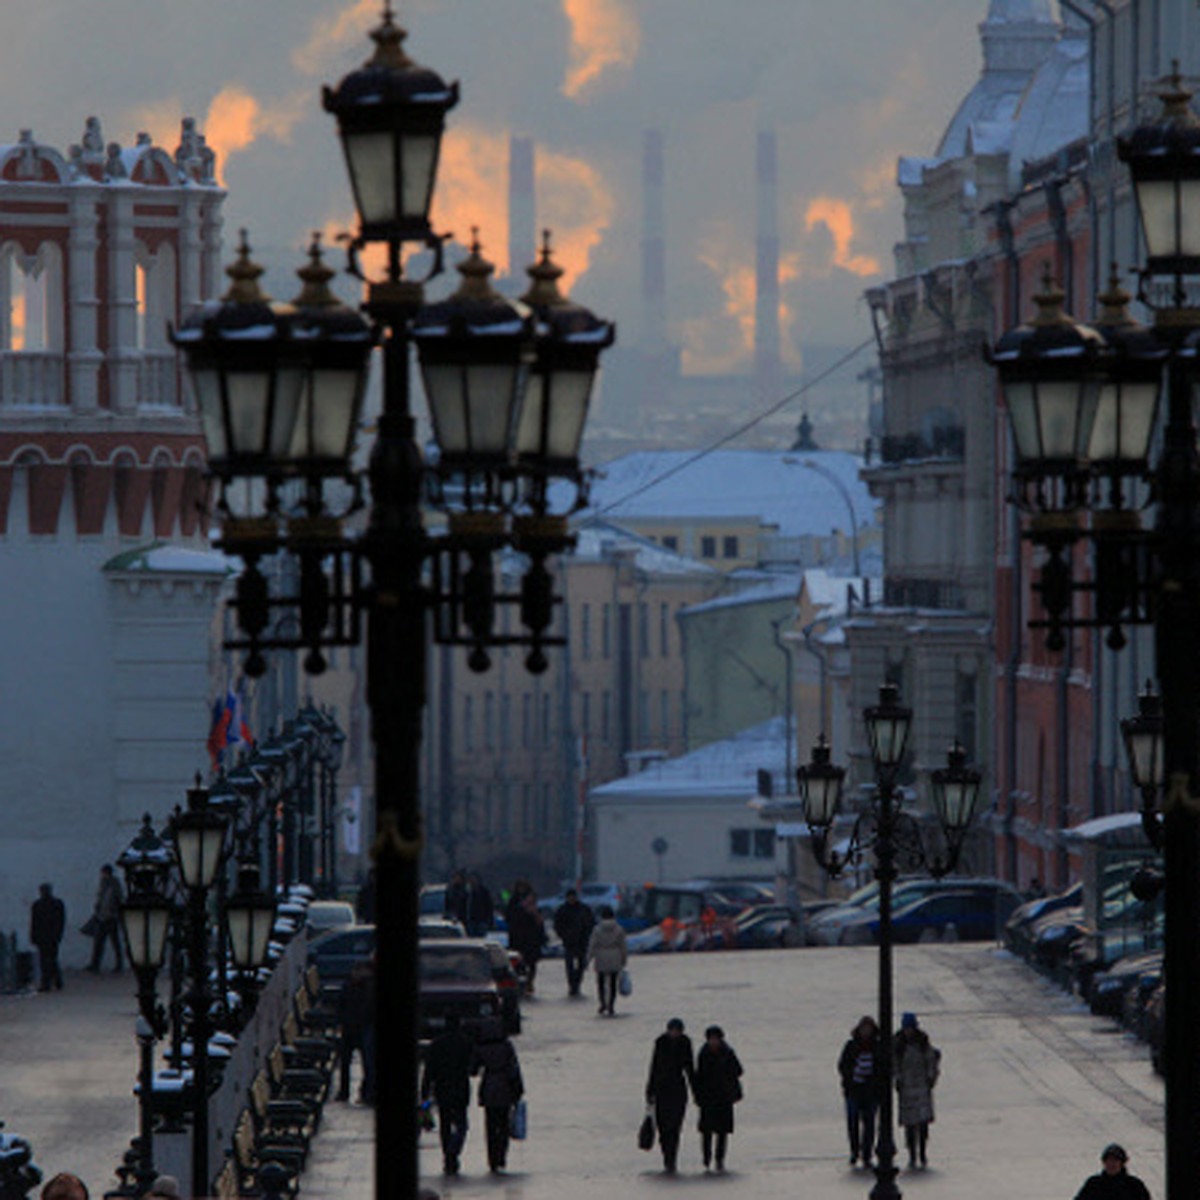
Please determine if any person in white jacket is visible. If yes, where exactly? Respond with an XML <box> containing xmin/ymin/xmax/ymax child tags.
<box><xmin>585</xmin><ymin>905</ymin><xmax>628</xmax><ymax>1015</ymax></box>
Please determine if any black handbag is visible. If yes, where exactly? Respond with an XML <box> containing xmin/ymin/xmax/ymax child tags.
<box><xmin>638</xmin><ymin>1108</ymin><xmax>655</xmax><ymax>1151</ymax></box>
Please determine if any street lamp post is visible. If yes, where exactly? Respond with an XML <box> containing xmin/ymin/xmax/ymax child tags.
<box><xmin>172</xmin><ymin>780</ymin><xmax>229</xmax><ymax>1199</ymax></box>
<box><xmin>988</xmin><ymin>69</ymin><xmax>1200</xmax><ymax>1200</ymax></box>
<box><xmin>791</xmin><ymin>456</ymin><xmax>862</xmax><ymax>577</ymax></box>
<box><xmin>799</xmin><ymin>686</ymin><xmax>982</xmax><ymax>1200</ymax></box>
<box><xmin>172</xmin><ymin>10</ymin><xmax>614</xmax><ymax>1199</ymax></box>
<box><xmin>118</xmin><ymin>815</ymin><xmax>174</xmax><ymax>1196</ymax></box>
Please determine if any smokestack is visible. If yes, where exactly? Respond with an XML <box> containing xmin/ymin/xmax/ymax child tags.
<box><xmin>508</xmin><ymin>135</ymin><xmax>535</xmax><ymax>277</ymax></box>
<box><xmin>755</xmin><ymin>128</ymin><xmax>781</xmax><ymax>391</ymax></box>
<box><xmin>641</xmin><ymin>129</ymin><xmax>667</xmax><ymax>350</ymax></box>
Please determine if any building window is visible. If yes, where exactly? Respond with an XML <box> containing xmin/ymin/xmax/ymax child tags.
<box><xmin>602</xmin><ymin>691</ymin><xmax>612</xmax><ymax>742</ymax></box>
<box><xmin>463</xmin><ymin>696</ymin><xmax>474</xmax><ymax>751</ymax></box>
<box><xmin>730</xmin><ymin>828</ymin><xmax>776</xmax><ymax>859</ymax></box>
<box><xmin>484</xmin><ymin>785</ymin><xmax>494</xmax><ymax>834</ymax></box>
<box><xmin>638</xmin><ymin>690</ymin><xmax>650</xmax><ymax>743</ymax></box>
<box><xmin>659</xmin><ymin>603</ymin><xmax>670</xmax><ymax>656</ymax></box>
<box><xmin>661</xmin><ymin>535</ymin><xmax>678</xmax><ymax>551</ymax></box>
<box><xmin>638</xmin><ymin>603</ymin><xmax>649</xmax><ymax>657</ymax></box>
<box><xmin>541</xmin><ymin>782</ymin><xmax>552</xmax><ymax>828</ymax></box>
<box><xmin>522</xmin><ymin>693</ymin><xmax>532</xmax><ymax>748</ymax></box>
<box><xmin>522</xmin><ymin>783</ymin><xmax>533</xmax><ymax>832</ymax></box>
<box><xmin>498</xmin><ymin>783</ymin><xmax>510</xmax><ymax>834</ymax></box>
<box><xmin>500</xmin><ymin>695</ymin><xmax>511</xmax><ymax>749</ymax></box>
<box><xmin>581</xmin><ymin>602</ymin><xmax>592</xmax><ymax>661</ymax></box>
<box><xmin>541</xmin><ymin>693</ymin><xmax>552</xmax><ymax>742</ymax></box>
<box><xmin>723</xmin><ymin>535</ymin><xmax>739</xmax><ymax>559</ymax></box>
<box><xmin>701</xmin><ymin>535</ymin><xmax>717</xmax><ymax>558</ymax></box>
<box><xmin>484</xmin><ymin>692</ymin><xmax>495</xmax><ymax>750</ymax></box>
<box><xmin>660</xmin><ymin>690</ymin><xmax>669</xmax><ymax>740</ymax></box>
<box><xmin>581</xmin><ymin>691</ymin><xmax>592</xmax><ymax>737</ymax></box>
<box><xmin>602</xmin><ymin>603</ymin><xmax>612</xmax><ymax>659</ymax></box>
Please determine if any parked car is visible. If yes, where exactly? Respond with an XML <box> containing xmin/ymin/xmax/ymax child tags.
<box><xmin>1004</xmin><ymin>882</ymin><xmax>1083</xmax><ymax>957</ymax></box>
<box><xmin>419</xmin><ymin>883</ymin><xmax>448</xmax><ymax>918</ymax></box>
<box><xmin>304</xmin><ymin>900</ymin><xmax>356</xmax><ymax>937</ymax></box>
<box><xmin>1089</xmin><ymin>950</ymin><xmax>1162</xmax><ymax>1019</ymax></box>
<box><xmin>484</xmin><ymin>940</ymin><xmax>523</xmax><ymax>1034</ymax></box>
<box><xmin>833</xmin><ymin>882</ymin><xmax>1023</xmax><ymax>945</ymax></box>
<box><xmin>633</xmin><ymin>884</ymin><xmax>742</xmax><ymax>928</ymax></box>
<box><xmin>812</xmin><ymin>878</ymin><xmax>984</xmax><ymax>946</ymax></box>
<box><xmin>419</xmin><ymin>939</ymin><xmax>503</xmax><ymax>1040</ymax></box>
<box><xmin>307</xmin><ymin>924</ymin><xmax>375</xmax><ymax>992</ymax></box>
<box><xmin>723</xmin><ymin>904</ymin><xmax>806</xmax><ymax>950</ymax></box>
<box><xmin>419</xmin><ymin>918</ymin><xmax>466</xmax><ymax>939</ymax></box>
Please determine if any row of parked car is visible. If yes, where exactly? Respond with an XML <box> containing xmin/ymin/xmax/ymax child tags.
<box><xmin>1002</xmin><ymin>873</ymin><xmax>1164</xmax><ymax>1073</ymax></box>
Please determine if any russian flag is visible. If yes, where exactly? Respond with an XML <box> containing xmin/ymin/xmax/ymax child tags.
<box><xmin>206</xmin><ymin>695</ymin><xmax>231</xmax><ymax>768</ymax></box>
<box><xmin>227</xmin><ymin>679</ymin><xmax>254</xmax><ymax>749</ymax></box>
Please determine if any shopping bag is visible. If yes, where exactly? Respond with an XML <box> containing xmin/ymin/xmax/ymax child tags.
<box><xmin>638</xmin><ymin>1105</ymin><xmax>655</xmax><ymax>1151</ymax></box>
<box><xmin>619</xmin><ymin>967</ymin><xmax>632</xmax><ymax>997</ymax></box>
<box><xmin>510</xmin><ymin>1098</ymin><xmax>528</xmax><ymax>1140</ymax></box>
<box><xmin>79</xmin><ymin>916</ymin><xmax>98</xmax><ymax>938</ymax></box>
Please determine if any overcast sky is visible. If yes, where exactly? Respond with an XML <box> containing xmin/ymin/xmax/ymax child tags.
<box><xmin>10</xmin><ymin>0</ymin><xmax>1003</xmax><ymax>378</ymax></box>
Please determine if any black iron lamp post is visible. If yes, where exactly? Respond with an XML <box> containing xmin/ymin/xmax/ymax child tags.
<box><xmin>989</xmin><ymin>69</ymin><xmax>1200</xmax><ymax>1200</ymax></box>
<box><xmin>799</xmin><ymin>685</ymin><xmax>982</xmax><ymax>1200</ymax></box>
<box><xmin>118</xmin><ymin>816</ymin><xmax>175</xmax><ymax>1196</ymax></box>
<box><xmin>172</xmin><ymin>780</ymin><xmax>229</xmax><ymax>1200</ymax></box>
<box><xmin>173</xmin><ymin>10</ymin><xmax>613</xmax><ymax>1200</ymax></box>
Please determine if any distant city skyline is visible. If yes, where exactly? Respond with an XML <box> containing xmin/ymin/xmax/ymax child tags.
<box><xmin>9</xmin><ymin>1</ymin><xmax>1022</xmax><ymax>445</ymax></box>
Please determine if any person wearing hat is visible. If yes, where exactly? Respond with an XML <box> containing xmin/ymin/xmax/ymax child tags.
<box><xmin>147</xmin><ymin>1176</ymin><xmax>180</xmax><ymax>1199</ymax></box>
<box><xmin>1073</xmin><ymin>1144</ymin><xmax>1151</xmax><ymax>1199</ymax></box>
<box><xmin>838</xmin><ymin>1015</ymin><xmax>882</xmax><ymax>1169</ymax></box>
<box><xmin>694</xmin><ymin>1025</ymin><xmax>743</xmax><ymax>1173</ymax></box>
<box><xmin>893</xmin><ymin>1012</ymin><xmax>941</xmax><ymax>1170</ymax></box>
<box><xmin>645</xmin><ymin>1017</ymin><xmax>696</xmax><ymax>1174</ymax></box>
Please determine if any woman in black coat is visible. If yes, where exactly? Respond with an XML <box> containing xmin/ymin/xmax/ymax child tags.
<box><xmin>645</xmin><ymin>1018</ymin><xmax>696</xmax><ymax>1174</ymax></box>
<box><xmin>470</xmin><ymin>1018</ymin><xmax>524</xmax><ymax>1174</ymax></box>
<box><xmin>838</xmin><ymin>1014</ymin><xmax>882</xmax><ymax>1168</ymax></box>
<box><xmin>694</xmin><ymin>1025</ymin><xmax>744</xmax><ymax>1172</ymax></box>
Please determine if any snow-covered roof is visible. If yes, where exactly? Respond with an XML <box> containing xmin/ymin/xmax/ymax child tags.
<box><xmin>104</xmin><ymin>542</ymin><xmax>232</xmax><ymax>575</ymax></box>
<box><xmin>680</xmin><ymin>572</ymin><xmax>800</xmax><ymax>617</ymax></box>
<box><xmin>590</xmin><ymin>716</ymin><xmax>788</xmax><ymax>802</ymax></box>
<box><xmin>569</xmin><ymin>520</ymin><xmax>720</xmax><ymax>578</ymax></box>
<box><xmin>802</xmin><ymin>567</ymin><xmax>877</xmax><ymax>615</ymax></box>
<box><xmin>1062</xmin><ymin>812</ymin><xmax>1149</xmax><ymax>845</ymax></box>
<box><xmin>570</xmin><ymin>449</ymin><xmax>877</xmax><ymax>541</ymax></box>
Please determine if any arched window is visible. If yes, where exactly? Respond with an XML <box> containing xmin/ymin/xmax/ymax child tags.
<box><xmin>0</xmin><ymin>241</ymin><xmax>65</xmax><ymax>407</ymax></box>
<box><xmin>135</xmin><ymin>241</ymin><xmax>179</xmax><ymax>407</ymax></box>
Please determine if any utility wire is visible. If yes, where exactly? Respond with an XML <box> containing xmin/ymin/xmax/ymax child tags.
<box><xmin>584</xmin><ymin>335</ymin><xmax>876</xmax><ymax>520</ymax></box>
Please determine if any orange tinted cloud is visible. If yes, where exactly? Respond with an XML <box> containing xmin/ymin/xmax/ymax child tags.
<box><xmin>804</xmin><ymin>197</ymin><xmax>881</xmax><ymax>277</ymax></box>
<box><xmin>9</xmin><ymin>292</ymin><xmax>26</xmax><ymax>352</ymax></box>
<box><xmin>536</xmin><ymin>152</ymin><xmax>614</xmax><ymax>292</ymax></box>
<box><xmin>562</xmin><ymin>0</ymin><xmax>640</xmax><ymax>99</ymax></box>
<box><xmin>293</xmin><ymin>0</ymin><xmax>377</xmax><ymax>75</ymax></box>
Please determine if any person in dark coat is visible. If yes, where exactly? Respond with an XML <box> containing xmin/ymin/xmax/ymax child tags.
<box><xmin>355</xmin><ymin>868</ymin><xmax>376</xmax><ymax>923</ymax></box>
<box><xmin>1073</xmin><ymin>1144</ymin><xmax>1152</xmax><ymax>1199</ymax></box>
<box><xmin>465</xmin><ymin>872</ymin><xmax>494</xmax><ymax>936</ymax></box>
<box><xmin>645</xmin><ymin>1017</ymin><xmax>696</xmax><ymax>1175</ymax></box>
<box><xmin>470</xmin><ymin>1017</ymin><xmax>523</xmax><ymax>1174</ymax></box>
<box><xmin>694</xmin><ymin>1025</ymin><xmax>744</xmax><ymax>1172</ymax></box>
<box><xmin>444</xmin><ymin>870</ymin><xmax>469</xmax><ymax>926</ymax></box>
<box><xmin>30</xmin><ymin>883</ymin><xmax>65</xmax><ymax>991</ymax></box>
<box><xmin>553</xmin><ymin>889</ymin><xmax>595</xmax><ymax>997</ymax></box>
<box><xmin>337</xmin><ymin>959</ymin><xmax>375</xmax><ymax>1103</ymax></box>
<box><xmin>838</xmin><ymin>1015</ymin><xmax>882</xmax><ymax>1169</ymax></box>
<box><xmin>87</xmin><ymin>864</ymin><xmax>124</xmax><ymax>972</ymax></box>
<box><xmin>505</xmin><ymin>881</ymin><xmax>545</xmax><ymax>994</ymax></box>
<box><xmin>421</xmin><ymin>1013</ymin><xmax>474</xmax><ymax>1175</ymax></box>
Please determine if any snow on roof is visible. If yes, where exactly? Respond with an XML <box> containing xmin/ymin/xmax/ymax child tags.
<box><xmin>898</xmin><ymin>156</ymin><xmax>939</xmax><ymax>187</ymax></box>
<box><xmin>1062</xmin><ymin>812</ymin><xmax>1149</xmax><ymax>844</ymax></box>
<box><xmin>680</xmin><ymin>572</ymin><xmax>800</xmax><ymax>617</ymax></box>
<box><xmin>590</xmin><ymin>716</ymin><xmax>788</xmax><ymax>802</ymax></box>
<box><xmin>570</xmin><ymin>449</ymin><xmax>877</xmax><ymax>541</ymax></box>
<box><xmin>570</xmin><ymin>520</ymin><xmax>719</xmax><ymax>577</ymax></box>
<box><xmin>104</xmin><ymin>542</ymin><xmax>233</xmax><ymax>575</ymax></box>
<box><xmin>802</xmin><ymin>567</ymin><xmax>877</xmax><ymax>614</ymax></box>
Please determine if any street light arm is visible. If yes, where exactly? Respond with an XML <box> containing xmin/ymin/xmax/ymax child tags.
<box><xmin>795</xmin><ymin>457</ymin><xmax>863</xmax><ymax>578</ymax></box>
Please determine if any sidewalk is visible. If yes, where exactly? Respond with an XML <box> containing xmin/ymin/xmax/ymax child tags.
<box><xmin>301</xmin><ymin>943</ymin><xmax>1165</xmax><ymax>1199</ymax></box>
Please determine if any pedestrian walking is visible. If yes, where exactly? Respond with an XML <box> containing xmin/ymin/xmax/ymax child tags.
<box><xmin>838</xmin><ymin>1014</ymin><xmax>882</xmax><ymax>1169</ymax></box>
<box><xmin>553</xmin><ymin>889</ymin><xmax>595</xmax><ymax>997</ymax></box>
<box><xmin>444</xmin><ymin>870</ymin><xmax>468</xmax><ymax>925</ymax></box>
<box><xmin>355</xmin><ymin>868</ymin><xmax>376</xmax><ymax>923</ymax></box>
<box><xmin>337</xmin><ymin>958</ymin><xmax>375</xmax><ymax>1103</ymax></box>
<box><xmin>30</xmin><ymin>883</ymin><xmax>65</xmax><ymax>992</ymax></box>
<box><xmin>505</xmin><ymin>880</ymin><xmax>545</xmax><ymax>994</ymax></box>
<box><xmin>86</xmin><ymin>864</ymin><xmax>123</xmax><ymax>973</ymax></box>
<box><xmin>470</xmin><ymin>1017</ymin><xmax>524</xmax><ymax>1174</ymax></box>
<box><xmin>586</xmin><ymin>904</ymin><xmax>627</xmax><ymax>1015</ymax></box>
<box><xmin>1073</xmin><ymin>1144</ymin><xmax>1152</xmax><ymax>1199</ymax></box>
<box><xmin>421</xmin><ymin>1012</ymin><xmax>473</xmax><ymax>1176</ymax></box>
<box><xmin>893</xmin><ymin>1012</ymin><xmax>940</xmax><ymax>1169</ymax></box>
<box><xmin>465</xmin><ymin>872</ymin><xmax>494</xmax><ymax>936</ymax></box>
<box><xmin>645</xmin><ymin>1017</ymin><xmax>696</xmax><ymax>1175</ymax></box>
<box><xmin>694</xmin><ymin>1025</ymin><xmax>743</xmax><ymax>1172</ymax></box>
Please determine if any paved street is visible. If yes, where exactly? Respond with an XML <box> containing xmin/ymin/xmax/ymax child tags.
<box><xmin>1</xmin><ymin>945</ymin><xmax>1166</xmax><ymax>1198</ymax></box>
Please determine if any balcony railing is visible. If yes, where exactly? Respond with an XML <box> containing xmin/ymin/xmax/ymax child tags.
<box><xmin>878</xmin><ymin>424</ymin><xmax>965</xmax><ymax>465</ymax></box>
<box><xmin>0</xmin><ymin>352</ymin><xmax>66</xmax><ymax>408</ymax></box>
<box><xmin>137</xmin><ymin>351</ymin><xmax>181</xmax><ymax>409</ymax></box>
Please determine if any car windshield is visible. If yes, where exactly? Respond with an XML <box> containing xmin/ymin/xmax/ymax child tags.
<box><xmin>420</xmin><ymin>946</ymin><xmax>491</xmax><ymax>984</ymax></box>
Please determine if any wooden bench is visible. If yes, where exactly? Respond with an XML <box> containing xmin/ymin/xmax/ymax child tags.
<box><xmin>231</xmin><ymin>1107</ymin><xmax>301</xmax><ymax>1197</ymax></box>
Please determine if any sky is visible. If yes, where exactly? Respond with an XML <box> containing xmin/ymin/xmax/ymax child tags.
<box><xmin>8</xmin><ymin>1</ymin><xmax>1000</xmax><ymax>401</ymax></box>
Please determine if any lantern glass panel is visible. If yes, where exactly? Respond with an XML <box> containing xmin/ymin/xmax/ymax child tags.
<box><xmin>934</xmin><ymin>776</ymin><xmax>980</xmax><ymax>832</ymax></box>
<box><xmin>1038</xmin><ymin>380</ymin><xmax>1093</xmax><ymax>460</ymax></box>
<box><xmin>1126</xmin><ymin>726</ymin><xmax>1165</xmax><ymax>790</ymax></box>
<box><xmin>1088</xmin><ymin>380</ymin><xmax>1160</xmax><ymax>465</ymax></box>
<box><xmin>176</xmin><ymin>822</ymin><xmax>227</xmax><ymax>890</ymax></box>
<box><xmin>344</xmin><ymin>132</ymin><xmax>395</xmax><ymax>227</ymax></box>
<box><xmin>1135</xmin><ymin>179</ymin><xmax>1177</xmax><ymax>260</ymax></box>
<box><xmin>122</xmin><ymin>903</ymin><xmax>171</xmax><ymax>971</ymax></box>
<box><xmin>290</xmin><ymin>370</ymin><xmax>363</xmax><ymax>462</ymax></box>
<box><xmin>190</xmin><ymin>369</ymin><xmax>227</xmax><ymax>458</ymax></box>
<box><xmin>400</xmin><ymin>133</ymin><xmax>438</xmax><ymax>222</ymax></box>
<box><xmin>268</xmin><ymin>367</ymin><xmax>305</xmax><ymax>460</ymax></box>
<box><xmin>802</xmin><ymin>772</ymin><xmax>842</xmax><ymax>829</ymax></box>
<box><xmin>227</xmin><ymin>903</ymin><xmax>273</xmax><ymax>970</ymax></box>
<box><xmin>464</xmin><ymin>364</ymin><xmax>521</xmax><ymax>457</ymax></box>
<box><xmin>517</xmin><ymin>370</ymin><xmax>593</xmax><ymax>462</ymax></box>
<box><xmin>1183</xmin><ymin>179</ymin><xmax>1200</xmax><ymax>259</ymax></box>
<box><xmin>224</xmin><ymin>371</ymin><xmax>271</xmax><ymax>457</ymax></box>
<box><xmin>1005</xmin><ymin>381</ymin><xmax>1039</xmax><ymax>461</ymax></box>
<box><xmin>867</xmin><ymin>711</ymin><xmax>911</xmax><ymax>771</ymax></box>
